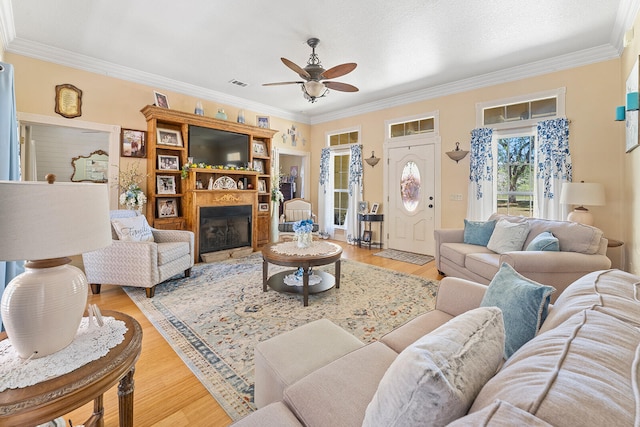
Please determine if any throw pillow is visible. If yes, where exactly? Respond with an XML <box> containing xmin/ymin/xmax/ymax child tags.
<box><xmin>111</xmin><ymin>215</ymin><xmax>154</xmax><ymax>242</ymax></box>
<box><xmin>463</xmin><ymin>219</ymin><xmax>497</xmax><ymax>246</ymax></box>
<box><xmin>481</xmin><ymin>263</ymin><xmax>555</xmax><ymax>358</ymax></box>
<box><xmin>526</xmin><ymin>231</ymin><xmax>560</xmax><ymax>251</ymax></box>
<box><xmin>362</xmin><ymin>307</ymin><xmax>505</xmax><ymax>427</ymax></box>
<box><xmin>487</xmin><ymin>218</ymin><xmax>530</xmax><ymax>253</ymax></box>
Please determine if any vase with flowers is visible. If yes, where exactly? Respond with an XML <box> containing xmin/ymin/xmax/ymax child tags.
<box><xmin>293</xmin><ymin>219</ymin><xmax>314</xmax><ymax>248</ymax></box>
<box><xmin>117</xmin><ymin>162</ymin><xmax>147</xmax><ymax>212</ymax></box>
<box><xmin>270</xmin><ymin>170</ymin><xmax>284</xmax><ymax>242</ymax></box>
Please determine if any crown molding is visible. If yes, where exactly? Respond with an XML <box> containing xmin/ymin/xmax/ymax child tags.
<box><xmin>610</xmin><ymin>0</ymin><xmax>640</xmax><ymax>54</ymax></box>
<box><xmin>0</xmin><ymin>0</ymin><xmax>15</xmax><ymax>58</ymax></box>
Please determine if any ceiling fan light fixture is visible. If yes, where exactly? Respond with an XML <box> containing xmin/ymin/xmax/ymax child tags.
<box><xmin>302</xmin><ymin>81</ymin><xmax>328</xmax><ymax>103</ymax></box>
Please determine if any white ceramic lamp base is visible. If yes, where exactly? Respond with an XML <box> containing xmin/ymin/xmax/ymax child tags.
<box><xmin>1</xmin><ymin>261</ymin><xmax>88</xmax><ymax>359</ymax></box>
<box><xmin>567</xmin><ymin>207</ymin><xmax>594</xmax><ymax>226</ymax></box>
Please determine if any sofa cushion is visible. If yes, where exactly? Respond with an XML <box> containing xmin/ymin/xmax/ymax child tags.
<box><xmin>487</xmin><ymin>219</ymin><xmax>530</xmax><ymax>253</ymax></box>
<box><xmin>440</xmin><ymin>243</ymin><xmax>495</xmax><ymax>267</ymax></box>
<box><xmin>449</xmin><ymin>400</ymin><xmax>552</xmax><ymax>426</ymax></box>
<box><xmin>481</xmin><ymin>263</ymin><xmax>555</xmax><ymax>358</ymax></box>
<box><xmin>463</xmin><ymin>219</ymin><xmax>497</xmax><ymax>246</ymax></box>
<box><xmin>230</xmin><ymin>402</ymin><xmax>303</xmax><ymax>427</ymax></box>
<box><xmin>525</xmin><ymin>231</ymin><xmax>560</xmax><ymax>251</ymax></box>
<box><xmin>464</xmin><ymin>253</ymin><xmax>501</xmax><ymax>281</ymax></box>
<box><xmin>471</xmin><ymin>309</ymin><xmax>640</xmax><ymax>427</ymax></box>
<box><xmin>362</xmin><ymin>307</ymin><xmax>505</xmax><ymax>427</ymax></box>
<box><xmin>157</xmin><ymin>242</ymin><xmax>191</xmax><ymax>265</ymax></box>
<box><xmin>539</xmin><ymin>269</ymin><xmax>640</xmax><ymax>333</ymax></box>
<box><xmin>111</xmin><ymin>215</ymin><xmax>154</xmax><ymax>242</ymax></box>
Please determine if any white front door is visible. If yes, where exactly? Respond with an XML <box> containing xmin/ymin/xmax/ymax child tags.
<box><xmin>387</xmin><ymin>143</ymin><xmax>436</xmax><ymax>255</ymax></box>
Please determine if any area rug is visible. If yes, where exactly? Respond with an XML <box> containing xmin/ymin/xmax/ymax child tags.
<box><xmin>373</xmin><ymin>248</ymin><xmax>435</xmax><ymax>265</ymax></box>
<box><xmin>124</xmin><ymin>254</ymin><xmax>439</xmax><ymax>421</ymax></box>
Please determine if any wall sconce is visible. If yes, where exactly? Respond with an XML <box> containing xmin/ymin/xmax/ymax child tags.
<box><xmin>365</xmin><ymin>151</ymin><xmax>380</xmax><ymax>167</ymax></box>
<box><xmin>446</xmin><ymin>142</ymin><xmax>469</xmax><ymax>163</ymax></box>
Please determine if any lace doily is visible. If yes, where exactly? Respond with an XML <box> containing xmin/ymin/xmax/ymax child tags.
<box><xmin>271</xmin><ymin>240</ymin><xmax>340</xmax><ymax>256</ymax></box>
<box><xmin>0</xmin><ymin>316</ymin><xmax>128</xmax><ymax>392</ymax></box>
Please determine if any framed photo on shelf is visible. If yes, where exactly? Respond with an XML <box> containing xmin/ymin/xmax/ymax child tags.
<box><xmin>358</xmin><ymin>201</ymin><xmax>368</xmax><ymax>214</ymax></box>
<box><xmin>362</xmin><ymin>230</ymin><xmax>372</xmax><ymax>243</ymax></box>
<box><xmin>157</xmin><ymin>175</ymin><xmax>176</xmax><ymax>194</ymax></box>
<box><xmin>157</xmin><ymin>198</ymin><xmax>178</xmax><ymax>218</ymax></box>
<box><xmin>157</xmin><ymin>128</ymin><xmax>183</xmax><ymax>147</ymax></box>
<box><xmin>253</xmin><ymin>159</ymin><xmax>265</xmax><ymax>173</ymax></box>
<box><xmin>158</xmin><ymin>155</ymin><xmax>179</xmax><ymax>170</ymax></box>
<box><xmin>370</xmin><ymin>202</ymin><xmax>380</xmax><ymax>214</ymax></box>
<box><xmin>121</xmin><ymin>129</ymin><xmax>146</xmax><ymax>158</ymax></box>
<box><xmin>154</xmin><ymin>91</ymin><xmax>169</xmax><ymax>108</ymax></box>
<box><xmin>252</xmin><ymin>140</ymin><xmax>266</xmax><ymax>155</ymax></box>
<box><xmin>256</xmin><ymin>116</ymin><xmax>270</xmax><ymax>129</ymax></box>
<box><xmin>258</xmin><ymin>179</ymin><xmax>267</xmax><ymax>193</ymax></box>
<box><xmin>258</xmin><ymin>202</ymin><xmax>269</xmax><ymax>212</ymax></box>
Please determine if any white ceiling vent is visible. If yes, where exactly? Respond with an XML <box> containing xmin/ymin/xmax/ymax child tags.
<box><xmin>229</xmin><ymin>79</ymin><xmax>248</xmax><ymax>87</ymax></box>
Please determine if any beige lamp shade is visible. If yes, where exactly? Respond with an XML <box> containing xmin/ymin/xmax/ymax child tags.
<box><xmin>0</xmin><ymin>180</ymin><xmax>112</xmax><ymax>358</ymax></box>
<box><xmin>559</xmin><ymin>182</ymin><xmax>605</xmax><ymax>226</ymax></box>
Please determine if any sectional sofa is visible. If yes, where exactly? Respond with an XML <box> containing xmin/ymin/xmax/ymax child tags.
<box><xmin>232</xmin><ymin>269</ymin><xmax>640</xmax><ymax>426</ymax></box>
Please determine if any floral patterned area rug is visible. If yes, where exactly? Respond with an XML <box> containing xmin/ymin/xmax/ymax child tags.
<box><xmin>124</xmin><ymin>253</ymin><xmax>439</xmax><ymax>421</ymax></box>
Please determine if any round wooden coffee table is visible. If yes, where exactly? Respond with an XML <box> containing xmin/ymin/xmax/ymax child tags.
<box><xmin>0</xmin><ymin>310</ymin><xmax>142</xmax><ymax>427</ymax></box>
<box><xmin>262</xmin><ymin>241</ymin><xmax>343</xmax><ymax>306</ymax></box>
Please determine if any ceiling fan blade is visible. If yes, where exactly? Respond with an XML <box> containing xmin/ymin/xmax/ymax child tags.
<box><xmin>263</xmin><ymin>81</ymin><xmax>304</xmax><ymax>86</ymax></box>
<box><xmin>281</xmin><ymin>57</ymin><xmax>311</xmax><ymax>79</ymax></box>
<box><xmin>324</xmin><ymin>81</ymin><xmax>359</xmax><ymax>92</ymax></box>
<box><xmin>321</xmin><ymin>63</ymin><xmax>357</xmax><ymax>80</ymax></box>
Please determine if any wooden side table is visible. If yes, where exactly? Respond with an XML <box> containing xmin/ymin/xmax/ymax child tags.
<box><xmin>0</xmin><ymin>310</ymin><xmax>142</xmax><ymax>427</ymax></box>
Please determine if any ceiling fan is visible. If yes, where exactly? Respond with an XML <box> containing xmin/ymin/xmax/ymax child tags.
<box><xmin>263</xmin><ymin>38</ymin><xmax>358</xmax><ymax>103</ymax></box>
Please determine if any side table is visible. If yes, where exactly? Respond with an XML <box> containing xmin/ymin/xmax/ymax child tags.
<box><xmin>358</xmin><ymin>213</ymin><xmax>384</xmax><ymax>249</ymax></box>
<box><xmin>0</xmin><ymin>310</ymin><xmax>142</xmax><ymax>427</ymax></box>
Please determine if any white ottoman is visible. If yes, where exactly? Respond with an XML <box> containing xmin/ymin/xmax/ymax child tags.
<box><xmin>254</xmin><ymin>319</ymin><xmax>364</xmax><ymax>408</ymax></box>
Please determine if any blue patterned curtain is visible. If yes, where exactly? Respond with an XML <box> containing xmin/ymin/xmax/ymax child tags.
<box><xmin>317</xmin><ymin>147</ymin><xmax>334</xmax><ymax>237</ymax></box>
<box><xmin>466</xmin><ymin>128</ymin><xmax>494</xmax><ymax>220</ymax></box>
<box><xmin>345</xmin><ymin>145</ymin><xmax>363</xmax><ymax>244</ymax></box>
<box><xmin>0</xmin><ymin>62</ymin><xmax>23</xmax><ymax>332</ymax></box>
<box><xmin>535</xmin><ymin>118</ymin><xmax>572</xmax><ymax>220</ymax></box>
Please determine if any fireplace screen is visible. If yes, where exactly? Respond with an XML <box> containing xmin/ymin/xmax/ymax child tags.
<box><xmin>199</xmin><ymin>205</ymin><xmax>252</xmax><ymax>255</ymax></box>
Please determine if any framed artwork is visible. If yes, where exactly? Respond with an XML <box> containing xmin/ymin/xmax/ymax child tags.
<box><xmin>290</xmin><ymin>165</ymin><xmax>298</xmax><ymax>178</ymax></box>
<box><xmin>258</xmin><ymin>179</ymin><xmax>267</xmax><ymax>193</ymax></box>
<box><xmin>253</xmin><ymin>159</ymin><xmax>265</xmax><ymax>173</ymax></box>
<box><xmin>258</xmin><ymin>202</ymin><xmax>269</xmax><ymax>212</ymax></box>
<box><xmin>157</xmin><ymin>198</ymin><xmax>178</xmax><ymax>218</ymax></box>
<box><xmin>157</xmin><ymin>128</ymin><xmax>182</xmax><ymax>147</ymax></box>
<box><xmin>54</xmin><ymin>84</ymin><xmax>82</xmax><ymax>119</ymax></box>
<box><xmin>157</xmin><ymin>175</ymin><xmax>176</xmax><ymax>194</ymax></box>
<box><xmin>370</xmin><ymin>202</ymin><xmax>380</xmax><ymax>214</ymax></box>
<box><xmin>256</xmin><ymin>116</ymin><xmax>270</xmax><ymax>129</ymax></box>
<box><xmin>626</xmin><ymin>56</ymin><xmax>639</xmax><ymax>153</ymax></box>
<box><xmin>121</xmin><ymin>129</ymin><xmax>146</xmax><ymax>158</ymax></box>
<box><xmin>252</xmin><ymin>140</ymin><xmax>266</xmax><ymax>155</ymax></box>
<box><xmin>158</xmin><ymin>155</ymin><xmax>179</xmax><ymax>170</ymax></box>
<box><xmin>358</xmin><ymin>201</ymin><xmax>368</xmax><ymax>214</ymax></box>
<box><xmin>362</xmin><ymin>230</ymin><xmax>372</xmax><ymax>242</ymax></box>
<box><xmin>154</xmin><ymin>91</ymin><xmax>169</xmax><ymax>108</ymax></box>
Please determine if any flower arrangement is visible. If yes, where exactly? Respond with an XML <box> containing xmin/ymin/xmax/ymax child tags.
<box><xmin>117</xmin><ymin>162</ymin><xmax>147</xmax><ymax>212</ymax></box>
<box><xmin>271</xmin><ymin>170</ymin><xmax>284</xmax><ymax>204</ymax></box>
<box><xmin>293</xmin><ymin>219</ymin><xmax>314</xmax><ymax>234</ymax></box>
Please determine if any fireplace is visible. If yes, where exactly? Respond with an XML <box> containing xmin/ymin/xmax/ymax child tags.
<box><xmin>199</xmin><ymin>205</ymin><xmax>252</xmax><ymax>257</ymax></box>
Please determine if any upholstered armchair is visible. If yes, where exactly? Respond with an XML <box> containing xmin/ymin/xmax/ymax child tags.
<box><xmin>278</xmin><ymin>198</ymin><xmax>319</xmax><ymax>235</ymax></box>
<box><xmin>82</xmin><ymin>210</ymin><xmax>194</xmax><ymax>298</ymax></box>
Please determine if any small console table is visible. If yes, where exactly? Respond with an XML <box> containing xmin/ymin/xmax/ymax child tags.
<box><xmin>358</xmin><ymin>213</ymin><xmax>384</xmax><ymax>249</ymax></box>
<box><xmin>0</xmin><ymin>310</ymin><xmax>142</xmax><ymax>427</ymax></box>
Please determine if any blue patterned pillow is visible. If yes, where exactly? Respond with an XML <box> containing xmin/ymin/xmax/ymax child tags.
<box><xmin>480</xmin><ymin>263</ymin><xmax>555</xmax><ymax>358</ymax></box>
<box><xmin>463</xmin><ymin>219</ymin><xmax>497</xmax><ymax>246</ymax></box>
<box><xmin>526</xmin><ymin>231</ymin><xmax>560</xmax><ymax>251</ymax></box>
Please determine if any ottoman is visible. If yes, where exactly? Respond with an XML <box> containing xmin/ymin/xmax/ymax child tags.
<box><xmin>254</xmin><ymin>319</ymin><xmax>364</xmax><ymax>408</ymax></box>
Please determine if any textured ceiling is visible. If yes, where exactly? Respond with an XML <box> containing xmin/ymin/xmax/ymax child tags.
<box><xmin>2</xmin><ymin>0</ymin><xmax>638</xmax><ymax>123</ymax></box>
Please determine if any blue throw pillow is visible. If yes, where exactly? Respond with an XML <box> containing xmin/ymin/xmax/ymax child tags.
<box><xmin>480</xmin><ymin>263</ymin><xmax>555</xmax><ymax>359</ymax></box>
<box><xmin>525</xmin><ymin>231</ymin><xmax>560</xmax><ymax>251</ymax></box>
<box><xmin>463</xmin><ymin>219</ymin><xmax>497</xmax><ymax>246</ymax></box>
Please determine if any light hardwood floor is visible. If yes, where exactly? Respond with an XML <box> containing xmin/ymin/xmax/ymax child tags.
<box><xmin>64</xmin><ymin>242</ymin><xmax>443</xmax><ymax>426</ymax></box>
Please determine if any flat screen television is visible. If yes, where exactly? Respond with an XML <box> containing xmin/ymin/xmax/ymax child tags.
<box><xmin>188</xmin><ymin>125</ymin><xmax>249</xmax><ymax>167</ymax></box>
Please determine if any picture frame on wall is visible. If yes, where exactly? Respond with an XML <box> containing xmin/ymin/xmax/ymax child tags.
<box><xmin>157</xmin><ymin>175</ymin><xmax>176</xmax><ymax>194</ymax></box>
<box><xmin>258</xmin><ymin>179</ymin><xmax>267</xmax><ymax>193</ymax></box>
<box><xmin>256</xmin><ymin>116</ymin><xmax>270</xmax><ymax>129</ymax></box>
<box><xmin>157</xmin><ymin>198</ymin><xmax>178</xmax><ymax>218</ymax></box>
<box><xmin>625</xmin><ymin>57</ymin><xmax>639</xmax><ymax>153</ymax></box>
<box><xmin>157</xmin><ymin>128</ymin><xmax>183</xmax><ymax>147</ymax></box>
<box><xmin>154</xmin><ymin>91</ymin><xmax>170</xmax><ymax>108</ymax></box>
<box><xmin>121</xmin><ymin>129</ymin><xmax>146</xmax><ymax>158</ymax></box>
<box><xmin>258</xmin><ymin>202</ymin><xmax>269</xmax><ymax>212</ymax></box>
<box><xmin>370</xmin><ymin>202</ymin><xmax>380</xmax><ymax>214</ymax></box>
<box><xmin>158</xmin><ymin>155</ymin><xmax>179</xmax><ymax>170</ymax></box>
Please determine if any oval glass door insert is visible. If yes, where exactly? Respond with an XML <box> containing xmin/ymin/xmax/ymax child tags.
<box><xmin>401</xmin><ymin>161</ymin><xmax>421</xmax><ymax>212</ymax></box>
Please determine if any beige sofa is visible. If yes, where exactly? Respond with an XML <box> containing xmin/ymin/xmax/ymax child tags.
<box><xmin>233</xmin><ymin>269</ymin><xmax>640</xmax><ymax>426</ymax></box>
<box><xmin>435</xmin><ymin>213</ymin><xmax>611</xmax><ymax>300</ymax></box>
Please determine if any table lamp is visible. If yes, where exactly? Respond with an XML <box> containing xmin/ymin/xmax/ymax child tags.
<box><xmin>559</xmin><ymin>181</ymin><xmax>605</xmax><ymax>226</ymax></box>
<box><xmin>0</xmin><ymin>176</ymin><xmax>112</xmax><ymax>359</ymax></box>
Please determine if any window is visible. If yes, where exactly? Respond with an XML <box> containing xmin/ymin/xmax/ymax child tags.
<box><xmin>326</xmin><ymin>128</ymin><xmax>360</xmax><ymax>228</ymax></box>
<box><xmin>496</xmin><ymin>134</ymin><xmax>534</xmax><ymax>216</ymax></box>
<box><xmin>389</xmin><ymin>118</ymin><xmax>434</xmax><ymax>138</ymax></box>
